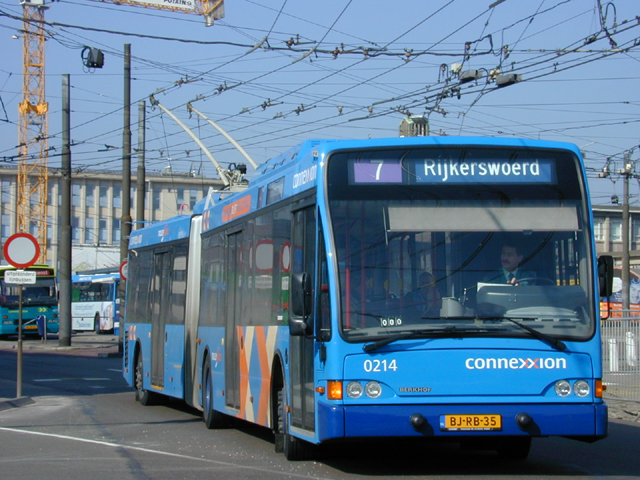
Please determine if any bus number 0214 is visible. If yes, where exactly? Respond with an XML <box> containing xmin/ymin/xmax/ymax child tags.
<box><xmin>364</xmin><ymin>359</ymin><xmax>398</xmax><ymax>372</ymax></box>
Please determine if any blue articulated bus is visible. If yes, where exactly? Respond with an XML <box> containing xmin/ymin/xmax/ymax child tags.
<box><xmin>123</xmin><ymin>137</ymin><xmax>613</xmax><ymax>460</ymax></box>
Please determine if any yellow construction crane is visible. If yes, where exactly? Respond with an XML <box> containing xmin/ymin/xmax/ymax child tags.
<box><xmin>16</xmin><ymin>0</ymin><xmax>224</xmax><ymax>263</ymax></box>
<box><xmin>17</xmin><ymin>0</ymin><xmax>48</xmax><ymax>262</ymax></box>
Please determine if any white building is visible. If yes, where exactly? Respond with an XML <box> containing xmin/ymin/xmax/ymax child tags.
<box><xmin>0</xmin><ymin>165</ymin><xmax>223</xmax><ymax>271</ymax></box>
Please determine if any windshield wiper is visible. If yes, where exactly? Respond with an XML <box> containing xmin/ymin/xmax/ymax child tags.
<box><xmin>496</xmin><ymin>317</ymin><xmax>567</xmax><ymax>351</ymax></box>
<box><xmin>363</xmin><ymin>326</ymin><xmax>503</xmax><ymax>353</ymax></box>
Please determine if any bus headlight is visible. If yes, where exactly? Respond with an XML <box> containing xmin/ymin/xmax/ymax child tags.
<box><xmin>555</xmin><ymin>380</ymin><xmax>571</xmax><ymax>397</ymax></box>
<box><xmin>573</xmin><ymin>380</ymin><xmax>590</xmax><ymax>397</ymax></box>
<box><xmin>365</xmin><ymin>381</ymin><xmax>382</xmax><ymax>398</ymax></box>
<box><xmin>346</xmin><ymin>381</ymin><xmax>363</xmax><ymax>399</ymax></box>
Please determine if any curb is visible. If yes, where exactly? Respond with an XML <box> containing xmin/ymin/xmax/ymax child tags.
<box><xmin>0</xmin><ymin>396</ymin><xmax>35</xmax><ymax>412</ymax></box>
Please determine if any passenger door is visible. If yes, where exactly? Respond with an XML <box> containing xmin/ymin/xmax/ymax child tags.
<box><xmin>151</xmin><ymin>250</ymin><xmax>171</xmax><ymax>389</ymax></box>
<box><xmin>225</xmin><ymin>231</ymin><xmax>242</xmax><ymax>410</ymax></box>
<box><xmin>290</xmin><ymin>204</ymin><xmax>316</xmax><ymax>432</ymax></box>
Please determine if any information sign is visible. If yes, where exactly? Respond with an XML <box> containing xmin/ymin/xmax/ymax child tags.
<box><xmin>4</xmin><ymin>270</ymin><xmax>37</xmax><ymax>284</ymax></box>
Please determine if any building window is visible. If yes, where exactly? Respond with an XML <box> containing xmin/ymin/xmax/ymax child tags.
<box><xmin>113</xmin><ymin>186</ymin><xmax>122</xmax><ymax>209</ymax></box>
<box><xmin>610</xmin><ymin>218</ymin><xmax>622</xmax><ymax>242</ymax></box>
<box><xmin>72</xmin><ymin>184</ymin><xmax>81</xmax><ymax>207</ymax></box>
<box><xmin>153</xmin><ymin>188</ymin><xmax>161</xmax><ymax>210</ymax></box>
<box><xmin>47</xmin><ymin>216</ymin><xmax>53</xmax><ymax>243</ymax></box>
<box><xmin>99</xmin><ymin>218</ymin><xmax>108</xmax><ymax>243</ymax></box>
<box><xmin>86</xmin><ymin>184</ymin><xmax>95</xmax><ymax>208</ymax></box>
<box><xmin>112</xmin><ymin>218</ymin><xmax>121</xmax><ymax>243</ymax></box>
<box><xmin>85</xmin><ymin>217</ymin><xmax>95</xmax><ymax>244</ymax></box>
<box><xmin>1</xmin><ymin>214</ymin><xmax>11</xmax><ymax>241</ymax></box>
<box><xmin>633</xmin><ymin>218</ymin><xmax>640</xmax><ymax>250</ymax></box>
<box><xmin>1</xmin><ymin>181</ymin><xmax>11</xmax><ymax>204</ymax></box>
<box><xmin>593</xmin><ymin>217</ymin><xmax>605</xmax><ymax>242</ymax></box>
<box><xmin>71</xmin><ymin>216</ymin><xmax>80</xmax><ymax>243</ymax></box>
<box><xmin>29</xmin><ymin>222</ymin><xmax>38</xmax><ymax>238</ymax></box>
<box><xmin>99</xmin><ymin>185</ymin><xmax>109</xmax><ymax>208</ymax></box>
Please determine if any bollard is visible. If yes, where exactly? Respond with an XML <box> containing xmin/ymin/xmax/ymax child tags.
<box><xmin>608</xmin><ymin>338</ymin><xmax>619</xmax><ymax>372</ymax></box>
<box><xmin>36</xmin><ymin>315</ymin><xmax>47</xmax><ymax>343</ymax></box>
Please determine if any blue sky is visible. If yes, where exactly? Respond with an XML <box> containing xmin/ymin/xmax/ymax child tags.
<box><xmin>1</xmin><ymin>0</ymin><xmax>639</xmax><ymax>206</ymax></box>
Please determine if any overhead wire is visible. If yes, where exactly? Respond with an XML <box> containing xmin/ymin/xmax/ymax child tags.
<box><xmin>3</xmin><ymin>0</ymin><xmax>636</xmax><ymax>178</ymax></box>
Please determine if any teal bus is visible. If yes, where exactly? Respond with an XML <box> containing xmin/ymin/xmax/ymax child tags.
<box><xmin>0</xmin><ymin>264</ymin><xmax>59</xmax><ymax>338</ymax></box>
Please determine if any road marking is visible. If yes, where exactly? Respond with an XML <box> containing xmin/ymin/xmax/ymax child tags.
<box><xmin>0</xmin><ymin>427</ymin><xmax>330</xmax><ymax>479</ymax></box>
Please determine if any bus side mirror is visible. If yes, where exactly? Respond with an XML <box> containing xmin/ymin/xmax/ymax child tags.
<box><xmin>598</xmin><ymin>255</ymin><xmax>614</xmax><ymax>297</ymax></box>
<box><xmin>290</xmin><ymin>272</ymin><xmax>312</xmax><ymax>336</ymax></box>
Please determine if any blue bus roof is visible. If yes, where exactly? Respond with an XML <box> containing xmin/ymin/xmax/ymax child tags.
<box><xmin>200</xmin><ymin>136</ymin><xmax>583</xmax><ymax>233</ymax></box>
<box><xmin>72</xmin><ymin>273</ymin><xmax>120</xmax><ymax>283</ymax></box>
<box><xmin>129</xmin><ymin>136</ymin><xmax>584</xmax><ymax>244</ymax></box>
<box><xmin>128</xmin><ymin>214</ymin><xmax>193</xmax><ymax>250</ymax></box>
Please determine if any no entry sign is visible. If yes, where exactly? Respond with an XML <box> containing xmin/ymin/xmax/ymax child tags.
<box><xmin>3</xmin><ymin>233</ymin><xmax>40</xmax><ymax>268</ymax></box>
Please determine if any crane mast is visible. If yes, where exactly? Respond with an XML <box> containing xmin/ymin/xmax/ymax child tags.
<box><xmin>18</xmin><ymin>0</ymin><xmax>48</xmax><ymax>263</ymax></box>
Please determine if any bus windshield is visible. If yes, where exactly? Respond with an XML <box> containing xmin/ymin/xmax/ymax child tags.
<box><xmin>326</xmin><ymin>146</ymin><xmax>595</xmax><ymax>343</ymax></box>
<box><xmin>72</xmin><ymin>281</ymin><xmax>113</xmax><ymax>302</ymax></box>
<box><xmin>1</xmin><ymin>278</ymin><xmax>57</xmax><ymax>307</ymax></box>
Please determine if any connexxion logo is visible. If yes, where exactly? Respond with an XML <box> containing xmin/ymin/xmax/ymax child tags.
<box><xmin>465</xmin><ymin>357</ymin><xmax>567</xmax><ymax>370</ymax></box>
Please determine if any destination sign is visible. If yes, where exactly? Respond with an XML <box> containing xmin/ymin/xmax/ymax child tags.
<box><xmin>350</xmin><ymin>156</ymin><xmax>556</xmax><ymax>185</ymax></box>
<box><xmin>416</xmin><ymin>158</ymin><xmax>555</xmax><ymax>184</ymax></box>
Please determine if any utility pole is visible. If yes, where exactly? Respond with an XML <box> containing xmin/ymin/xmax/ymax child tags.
<box><xmin>136</xmin><ymin>100</ymin><xmax>146</xmax><ymax>229</ymax></box>
<box><xmin>620</xmin><ymin>152</ymin><xmax>633</xmax><ymax>312</ymax></box>
<box><xmin>119</xmin><ymin>44</ymin><xmax>131</xmax><ymax>351</ymax></box>
<box><xmin>58</xmin><ymin>74</ymin><xmax>71</xmax><ymax>347</ymax></box>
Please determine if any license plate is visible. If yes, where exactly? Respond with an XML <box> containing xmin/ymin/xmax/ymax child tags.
<box><xmin>24</xmin><ymin>325</ymin><xmax>38</xmax><ymax>330</ymax></box>
<box><xmin>440</xmin><ymin>414</ymin><xmax>502</xmax><ymax>431</ymax></box>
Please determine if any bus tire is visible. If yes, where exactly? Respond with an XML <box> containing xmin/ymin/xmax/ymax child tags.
<box><xmin>135</xmin><ymin>353</ymin><xmax>155</xmax><ymax>406</ymax></box>
<box><xmin>277</xmin><ymin>386</ymin><xmax>314</xmax><ymax>461</ymax></box>
<box><xmin>496</xmin><ymin>437</ymin><xmax>531</xmax><ymax>460</ymax></box>
<box><xmin>202</xmin><ymin>362</ymin><xmax>230</xmax><ymax>429</ymax></box>
<box><xmin>94</xmin><ymin>313</ymin><xmax>101</xmax><ymax>334</ymax></box>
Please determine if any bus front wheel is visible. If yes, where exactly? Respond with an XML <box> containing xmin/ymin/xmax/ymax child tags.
<box><xmin>202</xmin><ymin>362</ymin><xmax>230</xmax><ymax>429</ymax></box>
<box><xmin>276</xmin><ymin>386</ymin><xmax>314</xmax><ymax>460</ymax></box>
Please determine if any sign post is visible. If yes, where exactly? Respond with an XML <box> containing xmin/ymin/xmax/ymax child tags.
<box><xmin>3</xmin><ymin>233</ymin><xmax>40</xmax><ymax>398</ymax></box>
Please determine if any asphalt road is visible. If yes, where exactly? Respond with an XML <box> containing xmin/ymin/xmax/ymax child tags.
<box><xmin>1</xmin><ymin>334</ymin><xmax>640</xmax><ymax>479</ymax></box>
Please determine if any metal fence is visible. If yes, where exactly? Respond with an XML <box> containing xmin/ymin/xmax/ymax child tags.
<box><xmin>602</xmin><ymin>314</ymin><xmax>640</xmax><ymax>401</ymax></box>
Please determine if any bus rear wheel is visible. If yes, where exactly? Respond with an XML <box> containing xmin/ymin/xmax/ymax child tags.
<box><xmin>134</xmin><ymin>353</ymin><xmax>155</xmax><ymax>406</ymax></box>
<box><xmin>94</xmin><ymin>313</ymin><xmax>101</xmax><ymax>334</ymax></box>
